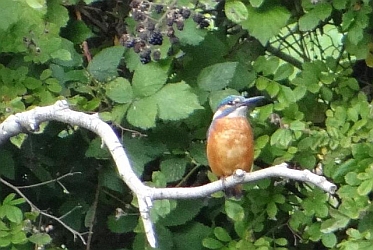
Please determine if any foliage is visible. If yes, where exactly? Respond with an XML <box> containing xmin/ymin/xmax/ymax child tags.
<box><xmin>1</xmin><ymin>0</ymin><xmax>373</xmax><ymax>249</ymax></box>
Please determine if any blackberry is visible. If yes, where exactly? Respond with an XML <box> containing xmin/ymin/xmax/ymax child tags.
<box><xmin>154</xmin><ymin>5</ymin><xmax>164</xmax><ymax>14</ymax></box>
<box><xmin>176</xmin><ymin>20</ymin><xmax>184</xmax><ymax>31</ymax></box>
<box><xmin>152</xmin><ymin>50</ymin><xmax>161</xmax><ymax>61</ymax></box>
<box><xmin>167</xmin><ymin>27</ymin><xmax>175</xmax><ymax>37</ymax></box>
<box><xmin>134</xmin><ymin>39</ymin><xmax>145</xmax><ymax>53</ymax></box>
<box><xmin>129</xmin><ymin>0</ymin><xmax>141</xmax><ymax>8</ymax></box>
<box><xmin>132</xmin><ymin>9</ymin><xmax>146</xmax><ymax>21</ymax></box>
<box><xmin>181</xmin><ymin>8</ymin><xmax>191</xmax><ymax>19</ymax></box>
<box><xmin>147</xmin><ymin>21</ymin><xmax>155</xmax><ymax>31</ymax></box>
<box><xmin>193</xmin><ymin>13</ymin><xmax>204</xmax><ymax>24</ymax></box>
<box><xmin>140</xmin><ymin>49</ymin><xmax>151</xmax><ymax>64</ymax></box>
<box><xmin>199</xmin><ymin>19</ymin><xmax>210</xmax><ymax>28</ymax></box>
<box><xmin>139</xmin><ymin>31</ymin><xmax>148</xmax><ymax>41</ymax></box>
<box><xmin>125</xmin><ymin>39</ymin><xmax>135</xmax><ymax>48</ymax></box>
<box><xmin>166</xmin><ymin>12</ymin><xmax>175</xmax><ymax>26</ymax></box>
<box><xmin>148</xmin><ymin>31</ymin><xmax>163</xmax><ymax>45</ymax></box>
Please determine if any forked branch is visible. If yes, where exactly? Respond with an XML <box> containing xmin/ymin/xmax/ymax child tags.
<box><xmin>0</xmin><ymin>101</ymin><xmax>337</xmax><ymax>248</ymax></box>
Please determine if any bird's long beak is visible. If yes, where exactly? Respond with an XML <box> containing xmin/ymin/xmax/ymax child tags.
<box><xmin>241</xmin><ymin>96</ymin><xmax>265</xmax><ymax>107</ymax></box>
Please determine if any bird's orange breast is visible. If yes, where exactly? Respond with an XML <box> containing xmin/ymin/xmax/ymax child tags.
<box><xmin>207</xmin><ymin>117</ymin><xmax>254</xmax><ymax>177</ymax></box>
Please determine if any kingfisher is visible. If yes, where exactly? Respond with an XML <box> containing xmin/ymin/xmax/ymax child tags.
<box><xmin>207</xmin><ymin>95</ymin><xmax>265</xmax><ymax>198</ymax></box>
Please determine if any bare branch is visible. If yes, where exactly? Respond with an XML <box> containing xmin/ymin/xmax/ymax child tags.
<box><xmin>17</xmin><ymin>172</ymin><xmax>82</xmax><ymax>189</ymax></box>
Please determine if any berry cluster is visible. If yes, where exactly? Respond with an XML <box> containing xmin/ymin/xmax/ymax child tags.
<box><xmin>120</xmin><ymin>0</ymin><xmax>211</xmax><ymax>64</ymax></box>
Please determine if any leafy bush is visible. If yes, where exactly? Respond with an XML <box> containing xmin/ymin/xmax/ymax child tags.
<box><xmin>1</xmin><ymin>0</ymin><xmax>373</xmax><ymax>249</ymax></box>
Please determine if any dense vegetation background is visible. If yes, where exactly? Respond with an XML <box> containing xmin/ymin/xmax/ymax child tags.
<box><xmin>1</xmin><ymin>0</ymin><xmax>373</xmax><ymax>249</ymax></box>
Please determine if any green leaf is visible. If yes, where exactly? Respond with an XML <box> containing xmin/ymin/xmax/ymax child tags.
<box><xmin>225</xmin><ymin>200</ymin><xmax>245</xmax><ymax>222</ymax></box>
<box><xmin>225</xmin><ymin>0</ymin><xmax>248</xmax><ymax>23</ymax></box>
<box><xmin>62</xmin><ymin>20</ymin><xmax>93</xmax><ymax>44</ymax></box>
<box><xmin>357</xmin><ymin>179</ymin><xmax>373</xmax><ymax>196</ymax></box>
<box><xmin>198</xmin><ymin>62</ymin><xmax>240</xmax><ymax>91</ymax></box>
<box><xmin>274</xmin><ymin>238</ymin><xmax>288</xmax><ymax>246</ymax></box>
<box><xmin>8</xmin><ymin>198</ymin><xmax>25</xmax><ymax>206</ymax></box>
<box><xmin>3</xmin><ymin>194</ymin><xmax>16</xmax><ymax>205</ymax></box>
<box><xmin>24</xmin><ymin>77</ymin><xmax>42</xmax><ymax>90</ymax></box>
<box><xmin>299</xmin><ymin>3</ymin><xmax>332</xmax><ymax>31</ymax></box>
<box><xmin>132</xmin><ymin>63</ymin><xmax>168</xmax><ymax>97</ymax></box>
<box><xmin>274</xmin><ymin>63</ymin><xmax>294</xmax><ymax>81</ymax></box>
<box><xmin>270</xmin><ymin>129</ymin><xmax>292</xmax><ymax>148</ymax></box>
<box><xmin>26</xmin><ymin>0</ymin><xmax>45</xmax><ymax>9</ymax></box>
<box><xmin>98</xmin><ymin>167</ymin><xmax>125</xmax><ymax>193</ymax></box>
<box><xmin>28</xmin><ymin>233</ymin><xmax>52</xmax><ymax>245</ymax></box>
<box><xmin>241</xmin><ymin>4</ymin><xmax>290</xmax><ymax>45</ymax></box>
<box><xmin>85</xmin><ymin>138</ymin><xmax>111</xmax><ymax>159</ymax></box>
<box><xmin>174</xmin><ymin>18</ymin><xmax>207</xmax><ymax>46</ymax></box>
<box><xmin>107</xmin><ymin>214</ymin><xmax>138</xmax><ymax>233</ymax></box>
<box><xmin>45</xmin><ymin>0</ymin><xmax>69</xmax><ymax>27</ymax></box>
<box><xmin>202</xmin><ymin>238</ymin><xmax>224</xmax><ymax>249</ymax></box>
<box><xmin>160</xmin><ymin>158</ymin><xmax>187</xmax><ymax>183</ymax></box>
<box><xmin>345</xmin><ymin>172</ymin><xmax>361</xmax><ymax>186</ymax></box>
<box><xmin>87</xmin><ymin>46</ymin><xmax>125</xmax><ymax>82</ymax></box>
<box><xmin>50</xmin><ymin>49</ymin><xmax>71</xmax><ymax>61</ymax></box>
<box><xmin>173</xmin><ymin>222</ymin><xmax>211</xmax><ymax>250</ymax></box>
<box><xmin>105</xmin><ymin>77</ymin><xmax>133</xmax><ymax>103</ymax></box>
<box><xmin>214</xmin><ymin>227</ymin><xmax>231</xmax><ymax>242</ymax></box>
<box><xmin>126</xmin><ymin>97</ymin><xmax>158</xmax><ymax>129</ymax></box>
<box><xmin>331</xmin><ymin>159</ymin><xmax>357</xmax><ymax>182</ymax></box>
<box><xmin>320</xmin><ymin>216</ymin><xmax>349</xmax><ymax>233</ymax></box>
<box><xmin>153</xmin><ymin>199</ymin><xmax>171</xmax><ymax>218</ymax></box>
<box><xmin>321</xmin><ymin>233</ymin><xmax>337</xmax><ymax>248</ymax></box>
<box><xmin>253</xmin><ymin>56</ymin><xmax>280</xmax><ymax>76</ymax></box>
<box><xmin>158</xmin><ymin>199</ymin><xmax>206</xmax><ymax>227</ymax></box>
<box><xmin>45</xmin><ymin>78</ymin><xmax>62</xmax><ymax>93</ymax></box>
<box><xmin>2</xmin><ymin>205</ymin><xmax>23</xmax><ymax>223</ymax></box>
<box><xmin>155</xmin><ymin>82</ymin><xmax>202</xmax><ymax>121</ymax></box>
<box><xmin>0</xmin><ymin>0</ymin><xmax>21</xmax><ymax>31</ymax></box>
<box><xmin>266</xmin><ymin>201</ymin><xmax>278</xmax><ymax>219</ymax></box>
<box><xmin>250</xmin><ymin>0</ymin><xmax>264</xmax><ymax>8</ymax></box>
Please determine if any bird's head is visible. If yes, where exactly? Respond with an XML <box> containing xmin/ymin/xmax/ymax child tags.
<box><xmin>212</xmin><ymin>95</ymin><xmax>265</xmax><ymax>120</ymax></box>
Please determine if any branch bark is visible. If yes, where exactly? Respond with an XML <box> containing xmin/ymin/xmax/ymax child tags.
<box><xmin>0</xmin><ymin>101</ymin><xmax>337</xmax><ymax>248</ymax></box>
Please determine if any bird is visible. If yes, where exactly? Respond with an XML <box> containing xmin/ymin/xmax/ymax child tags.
<box><xmin>206</xmin><ymin>95</ymin><xmax>264</xmax><ymax>198</ymax></box>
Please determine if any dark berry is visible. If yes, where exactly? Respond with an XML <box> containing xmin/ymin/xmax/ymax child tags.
<box><xmin>167</xmin><ymin>27</ymin><xmax>175</xmax><ymax>37</ymax></box>
<box><xmin>181</xmin><ymin>8</ymin><xmax>191</xmax><ymax>19</ymax></box>
<box><xmin>152</xmin><ymin>50</ymin><xmax>161</xmax><ymax>61</ymax></box>
<box><xmin>166</xmin><ymin>13</ymin><xmax>175</xmax><ymax>26</ymax></box>
<box><xmin>176</xmin><ymin>20</ymin><xmax>184</xmax><ymax>31</ymax></box>
<box><xmin>125</xmin><ymin>39</ymin><xmax>135</xmax><ymax>48</ymax></box>
<box><xmin>140</xmin><ymin>49</ymin><xmax>151</xmax><ymax>64</ymax></box>
<box><xmin>133</xmin><ymin>39</ymin><xmax>145</xmax><ymax>53</ymax></box>
<box><xmin>139</xmin><ymin>2</ymin><xmax>149</xmax><ymax>11</ymax></box>
<box><xmin>154</xmin><ymin>5</ymin><xmax>163</xmax><ymax>14</ymax></box>
<box><xmin>130</xmin><ymin>0</ymin><xmax>141</xmax><ymax>8</ymax></box>
<box><xmin>199</xmin><ymin>19</ymin><xmax>210</xmax><ymax>28</ymax></box>
<box><xmin>139</xmin><ymin>31</ymin><xmax>148</xmax><ymax>41</ymax></box>
<box><xmin>147</xmin><ymin>21</ymin><xmax>155</xmax><ymax>31</ymax></box>
<box><xmin>193</xmin><ymin>13</ymin><xmax>204</xmax><ymax>23</ymax></box>
<box><xmin>132</xmin><ymin>9</ymin><xmax>146</xmax><ymax>21</ymax></box>
<box><xmin>148</xmin><ymin>31</ymin><xmax>163</xmax><ymax>45</ymax></box>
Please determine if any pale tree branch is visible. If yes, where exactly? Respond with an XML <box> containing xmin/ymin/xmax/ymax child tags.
<box><xmin>0</xmin><ymin>101</ymin><xmax>337</xmax><ymax>248</ymax></box>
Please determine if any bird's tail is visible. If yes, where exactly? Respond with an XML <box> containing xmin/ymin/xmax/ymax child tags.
<box><xmin>225</xmin><ymin>184</ymin><xmax>243</xmax><ymax>199</ymax></box>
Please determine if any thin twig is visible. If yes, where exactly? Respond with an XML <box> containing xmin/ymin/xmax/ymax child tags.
<box><xmin>17</xmin><ymin>172</ymin><xmax>82</xmax><ymax>189</ymax></box>
<box><xmin>86</xmin><ymin>183</ymin><xmax>100</xmax><ymax>250</ymax></box>
<box><xmin>0</xmin><ymin>177</ymin><xmax>87</xmax><ymax>245</ymax></box>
